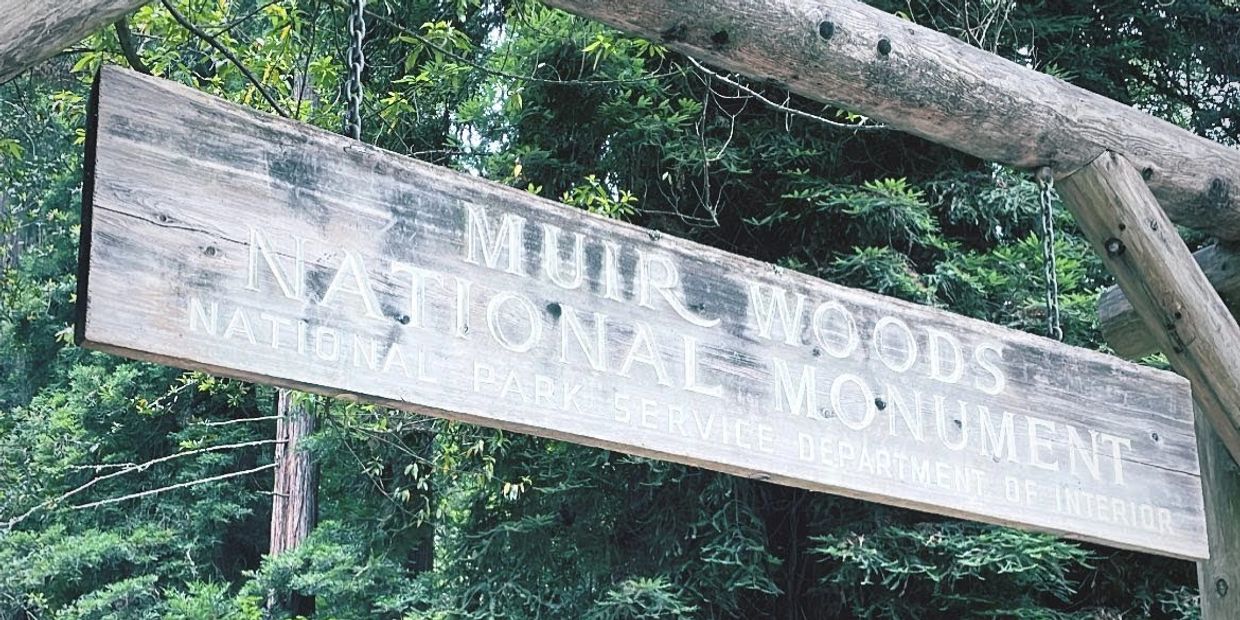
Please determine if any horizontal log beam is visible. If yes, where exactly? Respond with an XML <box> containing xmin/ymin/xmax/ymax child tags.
<box><xmin>0</xmin><ymin>0</ymin><xmax>151</xmax><ymax>84</ymax></box>
<box><xmin>540</xmin><ymin>0</ymin><xmax>1240</xmax><ymax>240</ymax></box>
<box><xmin>1099</xmin><ymin>244</ymin><xmax>1240</xmax><ymax>359</ymax></box>
<box><xmin>1057</xmin><ymin>150</ymin><xmax>1240</xmax><ymax>472</ymax></box>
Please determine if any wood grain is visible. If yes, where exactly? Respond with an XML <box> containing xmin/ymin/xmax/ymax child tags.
<box><xmin>0</xmin><ymin>0</ymin><xmax>150</xmax><ymax>83</ymax></box>
<box><xmin>1058</xmin><ymin>150</ymin><xmax>1240</xmax><ymax>508</ymax></box>
<box><xmin>1196</xmin><ymin>404</ymin><xmax>1240</xmax><ymax>618</ymax></box>
<box><xmin>79</xmin><ymin>66</ymin><xmax>1207</xmax><ymax>559</ymax></box>
<box><xmin>1099</xmin><ymin>244</ymin><xmax>1240</xmax><ymax>359</ymax></box>
<box><xmin>540</xmin><ymin>0</ymin><xmax>1240</xmax><ymax>240</ymax></box>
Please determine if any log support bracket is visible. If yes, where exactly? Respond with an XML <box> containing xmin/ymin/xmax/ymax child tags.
<box><xmin>1057</xmin><ymin>152</ymin><xmax>1240</xmax><ymax>618</ymax></box>
<box><xmin>1057</xmin><ymin>151</ymin><xmax>1240</xmax><ymax>460</ymax></box>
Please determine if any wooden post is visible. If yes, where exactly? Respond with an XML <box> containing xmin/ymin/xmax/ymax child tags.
<box><xmin>1196</xmin><ymin>404</ymin><xmax>1240</xmax><ymax>617</ymax></box>
<box><xmin>269</xmin><ymin>389</ymin><xmax>317</xmax><ymax>616</ymax></box>
<box><xmin>0</xmin><ymin>1</ymin><xmax>152</xmax><ymax>83</ymax></box>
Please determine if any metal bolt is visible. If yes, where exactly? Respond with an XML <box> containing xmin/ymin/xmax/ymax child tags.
<box><xmin>818</xmin><ymin>20</ymin><xmax>835</xmax><ymax>40</ymax></box>
<box><xmin>877</xmin><ymin>38</ymin><xmax>892</xmax><ymax>56</ymax></box>
<box><xmin>1104</xmin><ymin>237</ymin><xmax>1125</xmax><ymax>256</ymax></box>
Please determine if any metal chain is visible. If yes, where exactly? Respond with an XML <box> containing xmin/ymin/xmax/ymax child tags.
<box><xmin>344</xmin><ymin>0</ymin><xmax>366</xmax><ymax>140</ymax></box>
<box><xmin>1036</xmin><ymin>166</ymin><xmax>1063</xmax><ymax>341</ymax></box>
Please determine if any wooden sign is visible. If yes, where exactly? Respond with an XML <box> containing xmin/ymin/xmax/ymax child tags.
<box><xmin>78</xmin><ymin>66</ymin><xmax>1208</xmax><ymax>559</ymax></box>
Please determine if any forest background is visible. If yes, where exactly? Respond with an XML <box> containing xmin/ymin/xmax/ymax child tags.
<box><xmin>1</xmin><ymin>0</ymin><xmax>1238</xmax><ymax>617</ymax></box>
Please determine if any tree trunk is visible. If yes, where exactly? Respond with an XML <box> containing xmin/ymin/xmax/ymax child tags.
<box><xmin>269</xmin><ymin>389</ymin><xmax>317</xmax><ymax>617</ymax></box>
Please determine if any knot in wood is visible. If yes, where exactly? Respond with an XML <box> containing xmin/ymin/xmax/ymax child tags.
<box><xmin>817</xmin><ymin>20</ymin><xmax>835</xmax><ymax>40</ymax></box>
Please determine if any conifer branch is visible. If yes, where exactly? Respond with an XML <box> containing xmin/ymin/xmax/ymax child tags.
<box><xmin>68</xmin><ymin>463</ymin><xmax>277</xmax><ymax>511</ymax></box>
<box><xmin>1</xmin><ymin>439</ymin><xmax>282</xmax><ymax>530</ymax></box>
<box><xmin>685</xmin><ymin>56</ymin><xmax>884</xmax><ymax>131</ymax></box>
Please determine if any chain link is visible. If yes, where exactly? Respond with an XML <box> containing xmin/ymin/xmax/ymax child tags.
<box><xmin>344</xmin><ymin>0</ymin><xmax>366</xmax><ymax>140</ymax></box>
<box><xmin>1036</xmin><ymin>167</ymin><xmax>1063</xmax><ymax>341</ymax></box>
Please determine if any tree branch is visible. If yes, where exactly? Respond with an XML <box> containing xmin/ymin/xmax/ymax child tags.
<box><xmin>1</xmin><ymin>438</ymin><xmax>282</xmax><ymax>530</ymax></box>
<box><xmin>195</xmin><ymin>414</ymin><xmax>286</xmax><ymax>426</ymax></box>
<box><xmin>114</xmin><ymin>16</ymin><xmax>152</xmax><ymax>75</ymax></box>
<box><xmin>354</xmin><ymin>2</ymin><xmax>676</xmax><ymax>87</ymax></box>
<box><xmin>685</xmin><ymin>56</ymin><xmax>884</xmax><ymax>131</ymax></box>
<box><xmin>161</xmin><ymin>0</ymin><xmax>290</xmax><ymax>117</ymax></box>
<box><xmin>69</xmin><ymin>463</ymin><xmax>278</xmax><ymax>511</ymax></box>
<box><xmin>211</xmin><ymin>0</ymin><xmax>283</xmax><ymax>37</ymax></box>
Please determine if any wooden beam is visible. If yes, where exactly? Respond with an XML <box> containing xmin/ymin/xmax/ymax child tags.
<box><xmin>539</xmin><ymin>0</ymin><xmax>1240</xmax><ymax>240</ymax></box>
<box><xmin>1099</xmin><ymin>244</ymin><xmax>1240</xmax><ymax>359</ymax></box>
<box><xmin>76</xmin><ymin>66</ymin><xmax>1208</xmax><ymax>559</ymax></box>
<box><xmin>1196</xmin><ymin>404</ymin><xmax>1240</xmax><ymax>618</ymax></box>
<box><xmin>1057</xmin><ymin>151</ymin><xmax>1240</xmax><ymax>469</ymax></box>
<box><xmin>0</xmin><ymin>0</ymin><xmax>151</xmax><ymax>84</ymax></box>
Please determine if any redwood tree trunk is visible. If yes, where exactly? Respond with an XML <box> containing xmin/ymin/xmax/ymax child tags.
<box><xmin>269</xmin><ymin>389</ymin><xmax>317</xmax><ymax>616</ymax></box>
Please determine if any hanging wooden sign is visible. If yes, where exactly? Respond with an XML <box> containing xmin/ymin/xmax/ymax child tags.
<box><xmin>77</xmin><ymin>66</ymin><xmax>1208</xmax><ymax>559</ymax></box>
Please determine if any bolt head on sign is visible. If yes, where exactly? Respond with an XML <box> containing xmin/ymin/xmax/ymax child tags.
<box><xmin>77</xmin><ymin>66</ymin><xmax>1207</xmax><ymax>560</ymax></box>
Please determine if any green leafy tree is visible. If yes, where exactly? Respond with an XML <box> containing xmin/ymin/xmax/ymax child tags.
<box><xmin>1</xmin><ymin>0</ymin><xmax>1235</xmax><ymax>617</ymax></box>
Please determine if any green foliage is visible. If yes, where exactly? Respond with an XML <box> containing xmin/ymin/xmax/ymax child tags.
<box><xmin>1</xmin><ymin>0</ymin><xmax>1235</xmax><ymax>617</ymax></box>
<box><xmin>811</xmin><ymin>523</ymin><xmax>1093</xmax><ymax>617</ymax></box>
<box><xmin>587</xmin><ymin>577</ymin><xmax>698</xmax><ymax>619</ymax></box>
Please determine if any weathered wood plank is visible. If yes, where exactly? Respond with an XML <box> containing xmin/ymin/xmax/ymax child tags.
<box><xmin>1196</xmin><ymin>404</ymin><xmax>1240</xmax><ymax>618</ymax></box>
<box><xmin>79</xmin><ymin>66</ymin><xmax>1207</xmax><ymax>559</ymax></box>
<box><xmin>0</xmin><ymin>0</ymin><xmax>150</xmax><ymax>84</ymax></box>
<box><xmin>539</xmin><ymin>0</ymin><xmax>1240</xmax><ymax>240</ymax></box>
<box><xmin>1099</xmin><ymin>244</ymin><xmax>1240</xmax><ymax>359</ymax></box>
